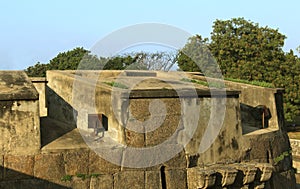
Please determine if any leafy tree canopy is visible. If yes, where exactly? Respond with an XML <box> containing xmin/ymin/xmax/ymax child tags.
<box><xmin>177</xmin><ymin>17</ymin><xmax>300</xmax><ymax>121</ymax></box>
<box><xmin>26</xmin><ymin>47</ymin><xmax>95</xmax><ymax>77</ymax></box>
<box><xmin>25</xmin><ymin>48</ymin><xmax>178</xmax><ymax>77</ymax></box>
<box><xmin>210</xmin><ymin>17</ymin><xmax>286</xmax><ymax>81</ymax></box>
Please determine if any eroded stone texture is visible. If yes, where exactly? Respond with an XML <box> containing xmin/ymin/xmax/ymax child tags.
<box><xmin>163</xmin><ymin>148</ymin><xmax>186</xmax><ymax>169</ymax></box>
<box><xmin>0</xmin><ymin>71</ymin><xmax>39</xmax><ymax>101</ymax></box>
<box><xmin>63</xmin><ymin>150</ymin><xmax>89</xmax><ymax>175</ymax></box>
<box><xmin>187</xmin><ymin>168</ymin><xmax>216</xmax><ymax>189</ymax></box>
<box><xmin>124</xmin><ymin>129</ymin><xmax>145</xmax><ymax>147</ymax></box>
<box><xmin>89</xmin><ymin>150</ymin><xmax>120</xmax><ymax>174</ymax></box>
<box><xmin>145</xmin><ymin>170</ymin><xmax>162</xmax><ymax>189</ymax></box>
<box><xmin>145</xmin><ymin>115</ymin><xmax>181</xmax><ymax>147</ymax></box>
<box><xmin>113</xmin><ymin>171</ymin><xmax>145</xmax><ymax>189</ymax></box>
<box><xmin>165</xmin><ymin>169</ymin><xmax>187</xmax><ymax>189</ymax></box>
<box><xmin>4</xmin><ymin>155</ymin><xmax>34</xmax><ymax>180</ymax></box>
<box><xmin>70</xmin><ymin>177</ymin><xmax>90</xmax><ymax>189</ymax></box>
<box><xmin>0</xmin><ymin>71</ymin><xmax>40</xmax><ymax>155</ymax></box>
<box><xmin>34</xmin><ymin>153</ymin><xmax>65</xmax><ymax>181</ymax></box>
<box><xmin>90</xmin><ymin>175</ymin><xmax>113</xmax><ymax>189</ymax></box>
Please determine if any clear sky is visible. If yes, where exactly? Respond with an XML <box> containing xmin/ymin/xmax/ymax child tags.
<box><xmin>1</xmin><ymin>0</ymin><xmax>299</xmax><ymax>70</ymax></box>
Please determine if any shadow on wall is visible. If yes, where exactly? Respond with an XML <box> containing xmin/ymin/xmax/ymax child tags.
<box><xmin>41</xmin><ymin>86</ymin><xmax>78</xmax><ymax>147</ymax></box>
<box><xmin>40</xmin><ymin>117</ymin><xmax>77</xmax><ymax>147</ymax></box>
<box><xmin>46</xmin><ymin>86</ymin><xmax>78</xmax><ymax>126</ymax></box>
<box><xmin>0</xmin><ymin>166</ymin><xmax>70</xmax><ymax>189</ymax></box>
<box><xmin>241</xmin><ymin>103</ymin><xmax>272</xmax><ymax>134</ymax></box>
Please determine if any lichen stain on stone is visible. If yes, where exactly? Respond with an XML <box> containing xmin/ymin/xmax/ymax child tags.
<box><xmin>0</xmin><ymin>101</ymin><xmax>13</xmax><ymax>118</ymax></box>
<box><xmin>218</xmin><ymin>131</ymin><xmax>225</xmax><ymax>146</ymax></box>
<box><xmin>218</xmin><ymin>146</ymin><xmax>223</xmax><ymax>154</ymax></box>
<box><xmin>231</xmin><ymin>137</ymin><xmax>239</xmax><ymax>150</ymax></box>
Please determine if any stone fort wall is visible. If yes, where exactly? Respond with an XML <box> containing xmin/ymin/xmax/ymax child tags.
<box><xmin>0</xmin><ymin>70</ymin><xmax>296</xmax><ymax>188</ymax></box>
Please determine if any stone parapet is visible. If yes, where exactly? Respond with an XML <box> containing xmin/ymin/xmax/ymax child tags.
<box><xmin>187</xmin><ymin>163</ymin><xmax>274</xmax><ymax>188</ymax></box>
<box><xmin>0</xmin><ymin>71</ymin><xmax>40</xmax><ymax>155</ymax></box>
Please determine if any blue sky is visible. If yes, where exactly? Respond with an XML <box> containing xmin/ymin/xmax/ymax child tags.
<box><xmin>1</xmin><ymin>0</ymin><xmax>299</xmax><ymax>70</ymax></box>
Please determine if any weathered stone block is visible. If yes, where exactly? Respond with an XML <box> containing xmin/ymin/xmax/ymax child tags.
<box><xmin>113</xmin><ymin>171</ymin><xmax>145</xmax><ymax>189</ymax></box>
<box><xmin>89</xmin><ymin>150</ymin><xmax>121</xmax><ymax>174</ymax></box>
<box><xmin>129</xmin><ymin>98</ymin><xmax>181</xmax><ymax>121</ymax></box>
<box><xmin>187</xmin><ymin>168</ymin><xmax>216</xmax><ymax>189</ymax></box>
<box><xmin>121</xmin><ymin>149</ymin><xmax>149</xmax><ymax>170</ymax></box>
<box><xmin>90</xmin><ymin>174</ymin><xmax>113</xmax><ymax>189</ymax></box>
<box><xmin>217</xmin><ymin>167</ymin><xmax>238</xmax><ymax>187</ymax></box>
<box><xmin>63</xmin><ymin>150</ymin><xmax>89</xmax><ymax>176</ymax></box>
<box><xmin>145</xmin><ymin>170</ymin><xmax>162</xmax><ymax>189</ymax></box>
<box><xmin>124</xmin><ymin>129</ymin><xmax>145</xmax><ymax>147</ymax></box>
<box><xmin>129</xmin><ymin>99</ymin><xmax>151</xmax><ymax>120</ymax></box>
<box><xmin>145</xmin><ymin>115</ymin><xmax>181</xmax><ymax>146</ymax></box>
<box><xmin>165</xmin><ymin>169</ymin><xmax>187</xmax><ymax>189</ymax></box>
<box><xmin>164</xmin><ymin>149</ymin><xmax>186</xmax><ymax>169</ymax></box>
<box><xmin>121</xmin><ymin>144</ymin><xmax>183</xmax><ymax>169</ymax></box>
<box><xmin>4</xmin><ymin>155</ymin><xmax>34</xmax><ymax>180</ymax></box>
<box><xmin>71</xmin><ymin>177</ymin><xmax>90</xmax><ymax>189</ymax></box>
<box><xmin>234</xmin><ymin>164</ymin><xmax>257</xmax><ymax>185</ymax></box>
<box><xmin>0</xmin><ymin>72</ymin><xmax>40</xmax><ymax>156</ymax></box>
<box><xmin>34</xmin><ymin>153</ymin><xmax>65</xmax><ymax>181</ymax></box>
<box><xmin>0</xmin><ymin>100</ymin><xmax>40</xmax><ymax>155</ymax></box>
<box><xmin>255</xmin><ymin>163</ymin><xmax>273</xmax><ymax>182</ymax></box>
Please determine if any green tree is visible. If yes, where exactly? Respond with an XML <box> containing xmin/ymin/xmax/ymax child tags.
<box><xmin>210</xmin><ymin>17</ymin><xmax>286</xmax><ymax>81</ymax></box>
<box><xmin>103</xmin><ymin>55</ymin><xmax>137</xmax><ymax>70</ymax></box>
<box><xmin>78</xmin><ymin>55</ymin><xmax>107</xmax><ymax>70</ymax></box>
<box><xmin>177</xmin><ymin>17</ymin><xmax>300</xmax><ymax>121</ymax></box>
<box><xmin>275</xmin><ymin>50</ymin><xmax>300</xmax><ymax>121</ymax></box>
<box><xmin>26</xmin><ymin>48</ymin><xmax>181</xmax><ymax>77</ymax></box>
<box><xmin>177</xmin><ymin>35</ymin><xmax>211</xmax><ymax>72</ymax></box>
<box><xmin>48</xmin><ymin>47</ymin><xmax>90</xmax><ymax>70</ymax></box>
<box><xmin>25</xmin><ymin>47</ymin><xmax>106</xmax><ymax>76</ymax></box>
<box><xmin>26</xmin><ymin>62</ymin><xmax>48</xmax><ymax>77</ymax></box>
<box><xmin>209</xmin><ymin>18</ymin><xmax>300</xmax><ymax>121</ymax></box>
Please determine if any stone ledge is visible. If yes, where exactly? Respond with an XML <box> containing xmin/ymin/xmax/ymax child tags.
<box><xmin>29</xmin><ymin>77</ymin><xmax>47</xmax><ymax>83</ymax></box>
<box><xmin>127</xmin><ymin>88</ymin><xmax>240</xmax><ymax>99</ymax></box>
<box><xmin>0</xmin><ymin>71</ymin><xmax>39</xmax><ymax>100</ymax></box>
<box><xmin>187</xmin><ymin>163</ymin><xmax>273</xmax><ymax>188</ymax></box>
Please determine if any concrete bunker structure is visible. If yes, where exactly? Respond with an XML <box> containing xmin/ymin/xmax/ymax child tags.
<box><xmin>0</xmin><ymin>70</ymin><xmax>296</xmax><ymax>188</ymax></box>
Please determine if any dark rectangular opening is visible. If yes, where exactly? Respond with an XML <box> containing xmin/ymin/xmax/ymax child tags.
<box><xmin>88</xmin><ymin>114</ymin><xmax>108</xmax><ymax>131</ymax></box>
<box><xmin>125</xmin><ymin>71</ymin><xmax>157</xmax><ymax>77</ymax></box>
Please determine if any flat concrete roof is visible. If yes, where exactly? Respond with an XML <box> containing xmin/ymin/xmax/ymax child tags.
<box><xmin>0</xmin><ymin>71</ymin><xmax>39</xmax><ymax>100</ymax></box>
<box><xmin>48</xmin><ymin>70</ymin><xmax>240</xmax><ymax>98</ymax></box>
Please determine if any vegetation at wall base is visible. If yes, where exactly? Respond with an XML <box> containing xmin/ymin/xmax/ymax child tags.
<box><xmin>61</xmin><ymin>173</ymin><xmax>102</xmax><ymax>182</ymax></box>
